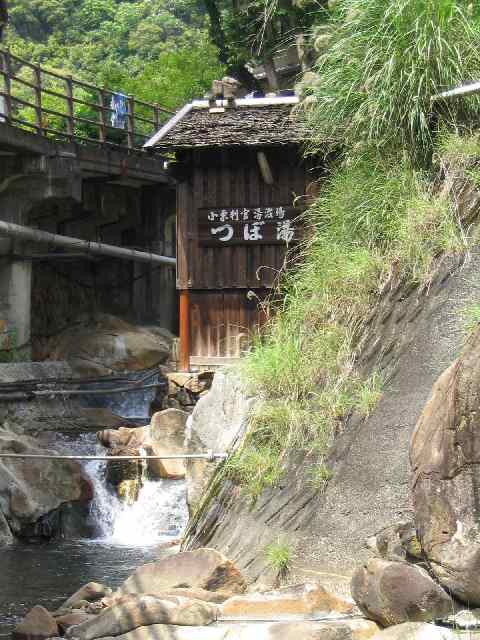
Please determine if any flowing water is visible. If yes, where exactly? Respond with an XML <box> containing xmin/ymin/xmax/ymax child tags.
<box><xmin>0</xmin><ymin>384</ymin><xmax>189</xmax><ymax>635</ymax></box>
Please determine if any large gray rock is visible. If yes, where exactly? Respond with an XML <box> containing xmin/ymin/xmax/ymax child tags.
<box><xmin>146</xmin><ymin>408</ymin><xmax>188</xmax><ymax>479</ymax></box>
<box><xmin>371</xmin><ymin>622</ymin><xmax>455</xmax><ymax>640</ymax></box>
<box><xmin>117</xmin><ymin>549</ymin><xmax>246</xmax><ymax>597</ymax></box>
<box><xmin>185</xmin><ymin>372</ymin><xmax>254</xmax><ymax>513</ymax></box>
<box><xmin>0</xmin><ymin>429</ymin><xmax>91</xmax><ymax>536</ymax></box>
<box><xmin>411</xmin><ymin>328</ymin><xmax>480</xmax><ymax>605</ymax></box>
<box><xmin>13</xmin><ymin>605</ymin><xmax>58</xmax><ymax>640</ymax></box>
<box><xmin>65</xmin><ymin>595</ymin><xmax>217</xmax><ymax>640</ymax></box>
<box><xmin>351</xmin><ymin>559</ymin><xmax>453</xmax><ymax>627</ymax></box>
<box><xmin>47</xmin><ymin>313</ymin><xmax>172</xmax><ymax>376</ymax></box>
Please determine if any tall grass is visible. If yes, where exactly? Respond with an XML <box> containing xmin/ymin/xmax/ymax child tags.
<box><xmin>231</xmin><ymin>151</ymin><xmax>466</xmax><ymax>500</ymax></box>
<box><xmin>304</xmin><ymin>0</ymin><xmax>480</xmax><ymax>165</ymax></box>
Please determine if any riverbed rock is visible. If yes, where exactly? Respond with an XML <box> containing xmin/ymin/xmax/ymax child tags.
<box><xmin>219</xmin><ymin>582</ymin><xmax>354</xmax><ymax>621</ymax></box>
<box><xmin>92</xmin><ymin>626</ymin><xmax>229</xmax><ymax>640</ymax></box>
<box><xmin>104</xmin><ymin>587</ymin><xmax>230</xmax><ymax>608</ymax></box>
<box><xmin>13</xmin><ymin>605</ymin><xmax>59</xmax><ymax>640</ymax></box>
<box><xmin>97</xmin><ymin>426</ymin><xmax>147</xmax><ymax>450</ymax></box>
<box><xmin>64</xmin><ymin>595</ymin><xmax>217</xmax><ymax>640</ymax></box>
<box><xmin>146</xmin><ymin>408</ymin><xmax>188</xmax><ymax>479</ymax></box>
<box><xmin>411</xmin><ymin>329</ymin><xmax>480</xmax><ymax>604</ymax></box>
<box><xmin>224</xmin><ymin>619</ymin><xmax>379</xmax><ymax>640</ymax></box>
<box><xmin>47</xmin><ymin>313</ymin><xmax>172</xmax><ymax>376</ymax></box>
<box><xmin>365</xmin><ymin>521</ymin><xmax>422</xmax><ymax>562</ymax></box>
<box><xmin>56</xmin><ymin>613</ymin><xmax>95</xmax><ymax>634</ymax></box>
<box><xmin>61</xmin><ymin>583</ymin><xmax>112</xmax><ymax>610</ymax></box>
<box><xmin>351</xmin><ymin>559</ymin><xmax>453</xmax><ymax>626</ymax></box>
<box><xmin>0</xmin><ymin>429</ymin><xmax>91</xmax><ymax>537</ymax></box>
<box><xmin>185</xmin><ymin>372</ymin><xmax>255</xmax><ymax>513</ymax></box>
<box><xmin>370</xmin><ymin>622</ymin><xmax>455</xmax><ymax>640</ymax></box>
<box><xmin>117</xmin><ymin>548</ymin><xmax>246</xmax><ymax>597</ymax></box>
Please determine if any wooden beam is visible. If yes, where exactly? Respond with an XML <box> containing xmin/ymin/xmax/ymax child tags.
<box><xmin>179</xmin><ymin>289</ymin><xmax>190</xmax><ymax>372</ymax></box>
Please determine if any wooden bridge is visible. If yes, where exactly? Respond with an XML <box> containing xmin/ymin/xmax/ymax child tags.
<box><xmin>0</xmin><ymin>47</ymin><xmax>172</xmax><ymax>151</ymax></box>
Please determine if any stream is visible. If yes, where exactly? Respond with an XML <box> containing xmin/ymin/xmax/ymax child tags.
<box><xmin>0</xmin><ymin>382</ymin><xmax>189</xmax><ymax>636</ymax></box>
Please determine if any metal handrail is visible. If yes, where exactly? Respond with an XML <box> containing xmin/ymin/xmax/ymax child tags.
<box><xmin>0</xmin><ymin>47</ymin><xmax>173</xmax><ymax>150</ymax></box>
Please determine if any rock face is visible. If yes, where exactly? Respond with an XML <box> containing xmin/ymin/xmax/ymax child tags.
<box><xmin>351</xmin><ymin>559</ymin><xmax>453</xmax><ymax>627</ymax></box>
<box><xmin>117</xmin><ymin>549</ymin><xmax>246</xmax><ymax>597</ymax></box>
<box><xmin>13</xmin><ymin>605</ymin><xmax>58</xmax><ymax>640</ymax></box>
<box><xmin>411</xmin><ymin>327</ymin><xmax>480</xmax><ymax>605</ymax></box>
<box><xmin>47</xmin><ymin>313</ymin><xmax>172</xmax><ymax>376</ymax></box>
<box><xmin>219</xmin><ymin>583</ymin><xmax>354</xmax><ymax>621</ymax></box>
<box><xmin>182</xmin><ymin>250</ymin><xmax>480</xmax><ymax>583</ymax></box>
<box><xmin>65</xmin><ymin>595</ymin><xmax>217</xmax><ymax>640</ymax></box>
<box><xmin>0</xmin><ymin>429</ymin><xmax>91</xmax><ymax>538</ymax></box>
<box><xmin>185</xmin><ymin>372</ymin><xmax>255</xmax><ymax>513</ymax></box>
<box><xmin>146</xmin><ymin>408</ymin><xmax>188</xmax><ymax>479</ymax></box>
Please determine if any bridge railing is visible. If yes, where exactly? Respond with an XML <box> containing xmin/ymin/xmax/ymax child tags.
<box><xmin>0</xmin><ymin>48</ymin><xmax>173</xmax><ymax>151</ymax></box>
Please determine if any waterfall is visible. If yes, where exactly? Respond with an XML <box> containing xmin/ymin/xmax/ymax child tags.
<box><xmin>82</xmin><ymin>438</ymin><xmax>188</xmax><ymax>546</ymax></box>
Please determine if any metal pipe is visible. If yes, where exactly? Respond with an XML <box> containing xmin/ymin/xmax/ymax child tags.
<box><xmin>431</xmin><ymin>81</ymin><xmax>480</xmax><ymax>102</ymax></box>
<box><xmin>0</xmin><ymin>220</ymin><xmax>176</xmax><ymax>266</ymax></box>
<box><xmin>0</xmin><ymin>382</ymin><xmax>166</xmax><ymax>401</ymax></box>
<box><xmin>0</xmin><ymin>452</ymin><xmax>227</xmax><ymax>461</ymax></box>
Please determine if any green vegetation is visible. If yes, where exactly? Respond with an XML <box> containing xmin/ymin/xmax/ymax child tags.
<box><xmin>305</xmin><ymin>0</ymin><xmax>480</xmax><ymax>166</ymax></box>
<box><xmin>263</xmin><ymin>538</ymin><xmax>293</xmax><ymax>574</ymax></box>
<box><xmin>462</xmin><ymin>303</ymin><xmax>480</xmax><ymax>333</ymax></box>
<box><xmin>229</xmin><ymin>0</ymin><xmax>480</xmax><ymax>502</ymax></box>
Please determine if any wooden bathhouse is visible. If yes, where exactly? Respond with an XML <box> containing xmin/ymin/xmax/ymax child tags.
<box><xmin>145</xmin><ymin>95</ymin><xmax>308</xmax><ymax>371</ymax></box>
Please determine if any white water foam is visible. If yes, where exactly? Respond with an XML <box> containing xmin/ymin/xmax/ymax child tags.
<box><xmin>79</xmin><ymin>436</ymin><xmax>189</xmax><ymax>546</ymax></box>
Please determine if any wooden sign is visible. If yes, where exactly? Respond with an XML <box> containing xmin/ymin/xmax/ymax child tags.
<box><xmin>198</xmin><ymin>205</ymin><xmax>302</xmax><ymax>246</ymax></box>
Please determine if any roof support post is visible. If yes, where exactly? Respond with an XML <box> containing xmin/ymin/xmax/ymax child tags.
<box><xmin>179</xmin><ymin>289</ymin><xmax>190</xmax><ymax>372</ymax></box>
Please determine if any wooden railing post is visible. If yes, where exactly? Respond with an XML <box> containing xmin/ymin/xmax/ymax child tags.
<box><xmin>33</xmin><ymin>63</ymin><xmax>43</xmax><ymax>134</ymax></box>
<box><xmin>127</xmin><ymin>94</ymin><xmax>134</xmax><ymax>149</ymax></box>
<box><xmin>154</xmin><ymin>103</ymin><xmax>160</xmax><ymax>131</ymax></box>
<box><xmin>179</xmin><ymin>290</ymin><xmax>191</xmax><ymax>372</ymax></box>
<box><xmin>65</xmin><ymin>75</ymin><xmax>74</xmax><ymax>140</ymax></box>
<box><xmin>98</xmin><ymin>85</ymin><xmax>106</xmax><ymax>144</ymax></box>
<box><xmin>0</xmin><ymin>48</ymin><xmax>12</xmax><ymax>121</ymax></box>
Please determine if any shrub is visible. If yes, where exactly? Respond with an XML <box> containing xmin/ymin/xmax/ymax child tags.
<box><xmin>263</xmin><ymin>538</ymin><xmax>293</xmax><ymax>574</ymax></box>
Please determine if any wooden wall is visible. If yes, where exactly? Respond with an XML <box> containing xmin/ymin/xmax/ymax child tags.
<box><xmin>176</xmin><ymin>146</ymin><xmax>307</xmax><ymax>363</ymax></box>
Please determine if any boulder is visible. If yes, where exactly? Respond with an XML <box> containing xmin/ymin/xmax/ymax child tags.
<box><xmin>146</xmin><ymin>409</ymin><xmax>188</xmax><ymax>479</ymax></box>
<box><xmin>64</xmin><ymin>595</ymin><xmax>217</xmax><ymax>640</ymax></box>
<box><xmin>47</xmin><ymin>313</ymin><xmax>172</xmax><ymax>376</ymax></box>
<box><xmin>13</xmin><ymin>605</ymin><xmax>59</xmax><ymax>640</ymax></box>
<box><xmin>219</xmin><ymin>582</ymin><xmax>354</xmax><ymax>621</ymax></box>
<box><xmin>104</xmin><ymin>587</ymin><xmax>230</xmax><ymax>608</ymax></box>
<box><xmin>117</xmin><ymin>548</ymin><xmax>246</xmax><ymax>597</ymax></box>
<box><xmin>370</xmin><ymin>622</ymin><xmax>455</xmax><ymax>640</ymax></box>
<box><xmin>224</xmin><ymin>619</ymin><xmax>379</xmax><ymax>640</ymax></box>
<box><xmin>185</xmin><ymin>372</ymin><xmax>255</xmax><ymax>513</ymax></box>
<box><xmin>365</xmin><ymin>522</ymin><xmax>422</xmax><ymax>562</ymax></box>
<box><xmin>97</xmin><ymin>426</ymin><xmax>147</xmax><ymax>450</ymax></box>
<box><xmin>0</xmin><ymin>429</ymin><xmax>91</xmax><ymax>536</ymax></box>
<box><xmin>56</xmin><ymin>613</ymin><xmax>95</xmax><ymax>634</ymax></box>
<box><xmin>351</xmin><ymin>559</ymin><xmax>453</xmax><ymax>627</ymax></box>
<box><xmin>411</xmin><ymin>329</ymin><xmax>480</xmax><ymax>604</ymax></box>
<box><xmin>61</xmin><ymin>582</ymin><xmax>112</xmax><ymax>610</ymax></box>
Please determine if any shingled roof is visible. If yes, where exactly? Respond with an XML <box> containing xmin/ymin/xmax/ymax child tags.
<box><xmin>144</xmin><ymin>97</ymin><xmax>305</xmax><ymax>151</ymax></box>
